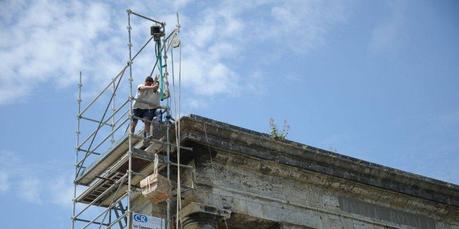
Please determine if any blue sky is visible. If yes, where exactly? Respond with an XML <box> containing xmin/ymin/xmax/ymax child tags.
<box><xmin>1</xmin><ymin>0</ymin><xmax>458</xmax><ymax>228</ymax></box>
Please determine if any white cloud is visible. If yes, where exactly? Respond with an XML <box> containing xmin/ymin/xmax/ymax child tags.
<box><xmin>49</xmin><ymin>174</ymin><xmax>74</xmax><ymax>208</ymax></box>
<box><xmin>186</xmin><ymin>98</ymin><xmax>209</xmax><ymax>110</ymax></box>
<box><xmin>172</xmin><ymin>0</ymin><xmax>192</xmax><ymax>9</ymax></box>
<box><xmin>0</xmin><ymin>0</ymin><xmax>122</xmax><ymax>105</ymax></box>
<box><xmin>0</xmin><ymin>171</ymin><xmax>9</xmax><ymax>192</ymax></box>
<box><xmin>0</xmin><ymin>150</ymin><xmax>73</xmax><ymax>207</ymax></box>
<box><xmin>369</xmin><ymin>1</ymin><xmax>406</xmax><ymax>53</ymax></box>
<box><xmin>173</xmin><ymin>0</ymin><xmax>349</xmax><ymax>107</ymax></box>
<box><xmin>18</xmin><ymin>177</ymin><xmax>42</xmax><ymax>204</ymax></box>
<box><xmin>268</xmin><ymin>0</ymin><xmax>342</xmax><ymax>52</ymax></box>
<box><xmin>0</xmin><ymin>0</ymin><xmax>348</xmax><ymax>108</ymax></box>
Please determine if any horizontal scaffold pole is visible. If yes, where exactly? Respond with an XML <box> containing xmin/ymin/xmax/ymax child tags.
<box><xmin>128</xmin><ymin>9</ymin><xmax>163</xmax><ymax>24</ymax></box>
<box><xmin>73</xmin><ymin>217</ymin><xmax>109</xmax><ymax>227</ymax></box>
<box><xmin>80</xmin><ymin>65</ymin><xmax>128</xmax><ymax>117</ymax></box>
<box><xmin>80</xmin><ymin>35</ymin><xmax>154</xmax><ymax>117</ymax></box>
<box><xmin>74</xmin><ymin>173</ymin><xmax>128</xmax><ymax>219</ymax></box>
<box><xmin>77</xmin><ymin>99</ymin><xmax>129</xmax><ymax>150</ymax></box>
<box><xmin>79</xmin><ymin>116</ymin><xmax>113</xmax><ymax>128</ymax></box>
<box><xmin>81</xmin><ymin>192</ymin><xmax>128</xmax><ymax>229</ymax></box>
<box><xmin>76</xmin><ymin>117</ymin><xmax>129</xmax><ymax>169</ymax></box>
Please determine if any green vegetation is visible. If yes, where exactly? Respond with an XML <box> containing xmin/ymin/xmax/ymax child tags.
<box><xmin>269</xmin><ymin>118</ymin><xmax>289</xmax><ymax>140</ymax></box>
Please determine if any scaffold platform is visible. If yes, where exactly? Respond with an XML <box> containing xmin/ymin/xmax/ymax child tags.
<box><xmin>75</xmin><ymin>125</ymin><xmax>171</xmax><ymax>207</ymax></box>
<box><xmin>76</xmin><ymin>134</ymin><xmax>139</xmax><ymax>186</ymax></box>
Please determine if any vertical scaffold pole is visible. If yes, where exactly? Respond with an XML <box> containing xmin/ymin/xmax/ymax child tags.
<box><xmin>73</xmin><ymin>71</ymin><xmax>82</xmax><ymax>229</ymax></box>
<box><xmin>176</xmin><ymin>28</ymin><xmax>183</xmax><ymax>229</ymax></box>
<box><xmin>127</xmin><ymin>9</ymin><xmax>134</xmax><ymax>229</ymax></box>
<box><xmin>162</xmin><ymin>22</ymin><xmax>168</xmax><ymax>101</ymax></box>
<box><xmin>166</xmin><ymin>124</ymin><xmax>171</xmax><ymax>229</ymax></box>
<box><xmin>111</xmin><ymin>77</ymin><xmax>116</xmax><ymax>144</ymax></box>
<box><xmin>160</xmin><ymin>21</ymin><xmax>172</xmax><ymax>229</ymax></box>
<box><xmin>157</xmin><ymin>43</ymin><xmax>162</xmax><ymax>98</ymax></box>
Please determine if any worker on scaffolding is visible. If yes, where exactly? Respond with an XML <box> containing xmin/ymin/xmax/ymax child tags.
<box><xmin>130</xmin><ymin>76</ymin><xmax>160</xmax><ymax>139</ymax></box>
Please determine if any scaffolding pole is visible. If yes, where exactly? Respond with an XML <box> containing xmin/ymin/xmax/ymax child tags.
<box><xmin>72</xmin><ymin>71</ymin><xmax>82</xmax><ymax>229</ymax></box>
<box><xmin>73</xmin><ymin>9</ymin><xmax>182</xmax><ymax>229</ymax></box>
<box><xmin>166</xmin><ymin>123</ymin><xmax>171</xmax><ymax>229</ymax></box>
<box><xmin>111</xmin><ymin>76</ymin><xmax>116</xmax><ymax>144</ymax></box>
<box><xmin>127</xmin><ymin>8</ymin><xmax>133</xmax><ymax>229</ymax></box>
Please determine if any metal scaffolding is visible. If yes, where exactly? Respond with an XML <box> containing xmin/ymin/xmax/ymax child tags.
<box><xmin>72</xmin><ymin>9</ymin><xmax>183</xmax><ymax>229</ymax></box>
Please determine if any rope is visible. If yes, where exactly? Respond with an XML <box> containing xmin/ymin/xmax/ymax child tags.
<box><xmin>171</xmin><ymin>33</ymin><xmax>182</xmax><ymax>228</ymax></box>
<box><xmin>154</xmin><ymin>153</ymin><xmax>159</xmax><ymax>175</ymax></box>
<box><xmin>224</xmin><ymin>219</ymin><xmax>229</xmax><ymax>229</ymax></box>
<box><xmin>148</xmin><ymin>39</ymin><xmax>167</xmax><ymax>79</ymax></box>
<box><xmin>170</xmin><ymin>43</ymin><xmax>176</xmax><ymax>122</ymax></box>
<box><xmin>147</xmin><ymin>153</ymin><xmax>159</xmax><ymax>194</ymax></box>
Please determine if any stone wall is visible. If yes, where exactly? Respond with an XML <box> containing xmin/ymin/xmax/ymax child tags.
<box><xmin>134</xmin><ymin>115</ymin><xmax>459</xmax><ymax>229</ymax></box>
<box><xmin>178</xmin><ymin>147</ymin><xmax>458</xmax><ymax>229</ymax></box>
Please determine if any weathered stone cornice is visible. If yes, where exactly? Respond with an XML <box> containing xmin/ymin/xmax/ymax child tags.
<box><xmin>179</xmin><ymin>114</ymin><xmax>459</xmax><ymax>208</ymax></box>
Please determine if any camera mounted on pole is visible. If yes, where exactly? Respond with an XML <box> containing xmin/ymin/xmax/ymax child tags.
<box><xmin>151</xmin><ymin>24</ymin><xmax>165</xmax><ymax>41</ymax></box>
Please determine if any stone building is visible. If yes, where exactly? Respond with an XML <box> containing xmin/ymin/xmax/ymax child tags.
<box><xmin>78</xmin><ymin>115</ymin><xmax>459</xmax><ymax>229</ymax></box>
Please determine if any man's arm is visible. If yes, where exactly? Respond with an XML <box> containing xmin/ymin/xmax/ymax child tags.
<box><xmin>138</xmin><ymin>82</ymin><xmax>159</xmax><ymax>91</ymax></box>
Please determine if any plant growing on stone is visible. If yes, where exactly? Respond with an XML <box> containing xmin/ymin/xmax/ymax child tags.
<box><xmin>269</xmin><ymin>118</ymin><xmax>289</xmax><ymax>140</ymax></box>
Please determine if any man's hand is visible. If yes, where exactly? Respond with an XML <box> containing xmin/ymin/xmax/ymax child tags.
<box><xmin>152</xmin><ymin>82</ymin><xmax>159</xmax><ymax>91</ymax></box>
<box><xmin>139</xmin><ymin>82</ymin><xmax>159</xmax><ymax>91</ymax></box>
